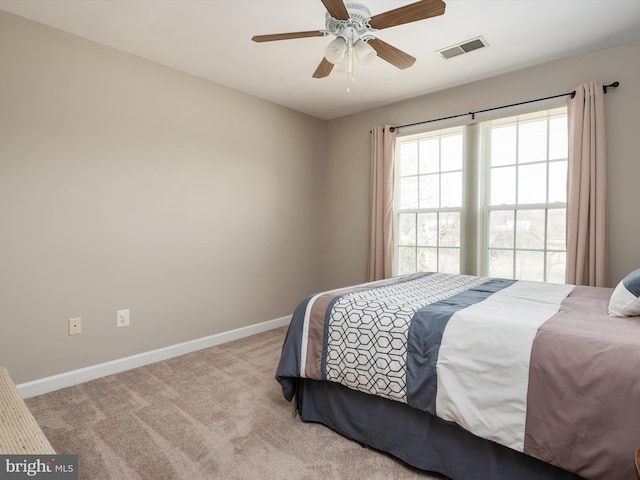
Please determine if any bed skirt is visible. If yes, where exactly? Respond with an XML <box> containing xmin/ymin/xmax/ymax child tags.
<box><xmin>296</xmin><ymin>379</ymin><xmax>584</xmax><ymax>480</ymax></box>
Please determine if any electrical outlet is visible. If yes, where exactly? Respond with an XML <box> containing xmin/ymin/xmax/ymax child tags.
<box><xmin>69</xmin><ymin>317</ymin><xmax>81</xmax><ymax>336</ymax></box>
<box><xmin>117</xmin><ymin>309</ymin><xmax>130</xmax><ymax>327</ymax></box>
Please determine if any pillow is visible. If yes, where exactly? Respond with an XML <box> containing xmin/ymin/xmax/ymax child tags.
<box><xmin>608</xmin><ymin>268</ymin><xmax>640</xmax><ymax>317</ymax></box>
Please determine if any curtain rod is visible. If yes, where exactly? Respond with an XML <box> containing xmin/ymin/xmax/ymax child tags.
<box><xmin>389</xmin><ymin>81</ymin><xmax>620</xmax><ymax>132</ymax></box>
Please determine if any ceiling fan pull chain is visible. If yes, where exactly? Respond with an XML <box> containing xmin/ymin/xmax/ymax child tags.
<box><xmin>347</xmin><ymin>37</ymin><xmax>354</xmax><ymax>92</ymax></box>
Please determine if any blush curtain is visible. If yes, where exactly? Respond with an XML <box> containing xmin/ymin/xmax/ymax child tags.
<box><xmin>565</xmin><ymin>81</ymin><xmax>609</xmax><ymax>286</ymax></box>
<box><xmin>368</xmin><ymin>125</ymin><xmax>397</xmax><ymax>281</ymax></box>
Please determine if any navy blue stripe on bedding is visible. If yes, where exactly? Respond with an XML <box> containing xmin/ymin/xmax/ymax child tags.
<box><xmin>276</xmin><ymin>295</ymin><xmax>313</xmax><ymax>401</ymax></box>
<box><xmin>406</xmin><ymin>278</ymin><xmax>516</xmax><ymax>414</ymax></box>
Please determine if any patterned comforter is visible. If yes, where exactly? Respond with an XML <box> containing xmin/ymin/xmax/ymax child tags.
<box><xmin>276</xmin><ymin>272</ymin><xmax>640</xmax><ymax>480</ymax></box>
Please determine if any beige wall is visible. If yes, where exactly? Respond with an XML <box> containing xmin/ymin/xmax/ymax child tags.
<box><xmin>323</xmin><ymin>40</ymin><xmax>640</xmax><ymax>291</ymax></box>
<box><xmin>0</xmin><ymin>11</ymin><xmax>326</xmax><ymax>383</ymax></box>
<box><xmin>3</xmin><ymin>8</ymin><xmax>639</xmax><ymax>384</ymax></box>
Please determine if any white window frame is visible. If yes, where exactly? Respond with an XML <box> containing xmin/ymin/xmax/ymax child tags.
<box><xmin>478</xmin><ymin>107</ymin><xmax>568</xmax><ymax>282</ymax></box>
<box><xmin>393</xmin><ymin>100</ymin><xmax>568</xmax><ymax>281</ymax></box>
<box><xmin>393</xmin><ymin>126</ymin><xmax>466</xmax><ymax>276</ymax></box>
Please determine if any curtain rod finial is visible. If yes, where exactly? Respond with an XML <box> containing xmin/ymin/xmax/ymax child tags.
<box><xmin>603</xmin><ymin>81</ymin><xmax>620</xmax><ymax>94</ymax></box>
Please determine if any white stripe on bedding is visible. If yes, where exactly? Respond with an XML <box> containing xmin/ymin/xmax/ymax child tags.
<box><xmin>300</xmin><ymin>293</ymin><xmax>320</xmax><ymax>377</ymax></box>
<box><xmin>435</xmin><ymin>281</ymin><xmax>574</xmax><ymax>452</ymax></box>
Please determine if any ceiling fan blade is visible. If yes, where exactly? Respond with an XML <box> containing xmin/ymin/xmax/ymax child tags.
<box><xmin>369</xmin><ymin>0</ymin><xmax>446</xmax><ymax>30</ymax></box>
<box><xmin>321</xmin><ymin>0</ymin><xmax>350</xmax><ymax>20</ymax></box>
<box><xmin>312</xmin><ymin>58</ymin><xmax>334</xmax><ymax>78</ymax></box>
<box><xmin>367</xmin><ymin>38</ymin><xmax>416</xmax><ymax>69</ymax></box>
<box><xmin>252</xmin><ymin>31</ymin><xmax>326</xmax><ymax>42</ymax></box>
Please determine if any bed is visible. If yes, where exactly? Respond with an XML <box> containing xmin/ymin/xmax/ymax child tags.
<box><xmin>275</xmin><ymin>271</ymin><xmax>640</xmax><ymax>480</ymax></box>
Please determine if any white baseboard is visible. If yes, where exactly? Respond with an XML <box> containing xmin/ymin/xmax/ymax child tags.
<box><xmin>17</xmin><ymin>316</ymin><xmax>291</xmax><ymax>399</ymax></box>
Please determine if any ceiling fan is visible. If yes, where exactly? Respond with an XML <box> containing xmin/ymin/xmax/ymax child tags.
<box><xmin>252</xmin><ymin>0</ymin><xmax>446</xmax><ymax>82</ymax></box>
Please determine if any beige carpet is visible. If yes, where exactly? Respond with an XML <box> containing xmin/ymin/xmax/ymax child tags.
<box><xmin>25</xmin><ymin>327</ymin><xmax>444</xmax><ymax>480</ymax></box>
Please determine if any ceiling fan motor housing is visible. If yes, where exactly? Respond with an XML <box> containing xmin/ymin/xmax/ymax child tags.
<box><xmin>325</xmin><ymin>2</ymin><xmax>375</xmax><ymax>42</ymax></box>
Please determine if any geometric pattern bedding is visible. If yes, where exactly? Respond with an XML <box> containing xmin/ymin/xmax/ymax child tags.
<box><xmin>325</xmin><ymin>272</ymin><xmax>488</xmax><ymax>402</ymax></box>
<box><xmin>276</xmin><ymin>273</ymin><xmax>640</xmax><ymax>480</ymax></box>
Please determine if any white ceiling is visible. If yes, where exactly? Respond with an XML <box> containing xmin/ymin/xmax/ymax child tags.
<box><xmin>2</xmin><ymin>0</ymin><xmax>640</xmax><ymax>120</ymax></box>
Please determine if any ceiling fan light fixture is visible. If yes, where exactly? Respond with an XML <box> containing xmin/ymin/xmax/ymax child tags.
<box><xmin>353</xmin><ymin>39</ymin><xmax>377</xmax><ymax>66</ymax></box>
<box><xmin>324</xmin><ymin>36</ymin><xmax>347</xmax><ymax>64</ymax></box>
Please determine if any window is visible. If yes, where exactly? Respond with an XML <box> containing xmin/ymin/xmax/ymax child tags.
<box><xmin>394</xmin><ymin>106</ymin><xmax>568</xmax><ymax>282</ymax></box>
<box><xmin>483</xmin><ymin>109</ymin><xmax>568</xmax><ymax>282</ymax></box>
<box><xmin>396</xmin><ymin>127</ymin><xmax>464</xmax><ymax>275</ymax></box>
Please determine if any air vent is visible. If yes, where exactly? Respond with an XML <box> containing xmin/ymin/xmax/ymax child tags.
<box><xmin>438</xmin><ymin>36</ymin><xmax>488</xmax><ymax>59</ymax></box>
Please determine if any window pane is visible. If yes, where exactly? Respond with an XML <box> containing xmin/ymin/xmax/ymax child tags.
<box><xmin>490</xmin><ymin>166</ymin><xmax>516</xmax><ymax>205</ymax></box>
<box><xmin>419</xmin><ymin>174</ymin><xmax>439</xmax><ymax>209</ymax></box>
<box><xmin>547</xmin><ymin>208</ymin><xmax>566</xmax><ymax>251</ymax></box>
<box><xmin>398</xmin><ymin>247</ymin><xmax>416</xmax><ymax>275</ymax></box>
<box><xmin>439</xmin><ymin>248</ymin><xmax>460</xmax><ymax>274</ymax></box>
<box><xmin>417</xmin><ymin>247</ymin><xmax>437</xmax><ymax>272</ymax></box>
<box><xmin>400</xmin><ymin>176</ymin><xmax>418</xmax><ymax>209</ymax></box>
<box><xmin>547</xmin><ymin>251</ymin><xmax>566</xmax><ymax>283</ymax></box>
<box><xmin>489</xmin><ymin>210</ymin><xmax>514</xmax><ymax>248</ymax></box>
<box><xmin>515</xmin><ymin>250</ymin><xmax>545</xmax><ymax>281</ymax></box>
<box><xmin>398</xmin><ymin>213</ymin><xmax>416</xmax><ymax>246</ymax></box>
<box><xmin>399</xmin><ymin>143</ymin><xmax>418</xmax><ymax>176</ymax></box>
<box><xmin>488</xmin><ymin>249</ymin><xmax>514</xmax><ymax>278</ymax></box>
<box><xmin>439</xmin><ymin>212</ymin><xmax>461</xmax><ymax>247</ymax></box>
<box><xmin>518</xmin><ymin>163</ymin><xmax>547</xmax><ymax>204</ymax></box>
<box><xmin>518</xmin><ymin>120</ymin><xmax>547</xmax><ymax>164</ymax></box>
<box><xmin>441</xmin><ymin>134</ymin><xmax>463</xmax><ymax>171</ymax></box>
<box><xmin>548</xmin><ymin>116</ymin><xmax>568</xmax><ymax>160</ymax></box>
<box><xmin>419</xmin><ymin>139</ymin><xmax>439</xmax><ymax>174</ymax></box>
<box><xmin>491</xmin><ymin>125</ymin><xmax>516</xmax><ymax>166</ymax></box>
<box><xmin>516</xmin><ymin>209</ymin><xmax>545</xmax><ymax>249</ymax></box>
<box><xmin>417</xmin><ymin>213</ymin><xmax>437</xmax><ymax>246</ymax></box>
<box><xmin>441</xmin><ymin>171</ymin><xmax>462</xmax><ymax>207</ymax></box>
<box><xmin>548</xmin><ymin>160</ymin><xmax>567</xmax><ymax>203</ymax></box>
